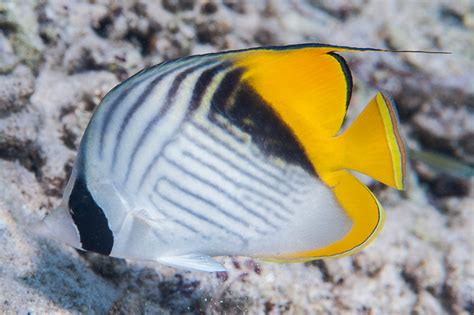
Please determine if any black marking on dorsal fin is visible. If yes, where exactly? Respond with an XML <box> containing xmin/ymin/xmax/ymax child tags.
<box><xmin>210</xmin><ymin>74</ymin><xmax>317</xmax><ymax>176</ymax></box>
<box><xmin>328</xmin><ymin>52</ymin><xmax>353</xmax><ymax>112</ymax></box>
<box><xmin>69</xmin><ymin>175</ymin><xmax>114</xmax><ymax>255</ymax></box>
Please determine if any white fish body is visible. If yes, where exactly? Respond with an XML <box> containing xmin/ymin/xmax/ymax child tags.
<box><xmin>37</xmin><ymin>44</ymin><xmax>407</xmax><ymax>272</ymax></box>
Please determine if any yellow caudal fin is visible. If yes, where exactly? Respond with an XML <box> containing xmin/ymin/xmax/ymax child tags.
<box><xmin>337</xmin><ymin>92</ymin><xmax>406</xmax><ymax>190</ymax></box>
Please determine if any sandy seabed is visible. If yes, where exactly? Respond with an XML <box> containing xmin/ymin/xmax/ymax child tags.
<box><xmin>0</xmin><ymin>0</ymin><xmax>473</xmax><ymax>314</ymax></box>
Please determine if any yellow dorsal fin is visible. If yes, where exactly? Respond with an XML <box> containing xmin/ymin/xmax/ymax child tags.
<box><xmin>223</xmin><ymin>43</ymin><xmax>447</xmax><ymax>139</ymax></box>
<box><xmin>227</xmin><ymin>46</ymin><xmax>352</xmax><ymax>138</ymax></box>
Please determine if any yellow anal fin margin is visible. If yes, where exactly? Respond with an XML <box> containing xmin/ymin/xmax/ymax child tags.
<box><xmin>261</xmin><ymin>171</ymin><xmax>384</xmax><ymax>263</ymax></box>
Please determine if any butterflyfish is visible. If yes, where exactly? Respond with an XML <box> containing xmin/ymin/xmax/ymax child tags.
<box><xmin>36</xmin><ymin>44</ymin><xmax>410</xmax><ymax>272</ymax></box>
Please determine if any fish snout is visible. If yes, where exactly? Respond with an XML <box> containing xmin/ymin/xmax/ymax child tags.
<box><xmin>32</xmin><ymin>207</ymin><xmax>82</xmax><ymax>250</ymax></box>
<box><xmin>32</xmin><ymin>219</ymin><xmax>51</xmax><ymax>238</ymax></box>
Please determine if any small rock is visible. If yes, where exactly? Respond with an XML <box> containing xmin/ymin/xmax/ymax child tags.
<box><xmin>0</xmin><ymin>65</ymin><xmax>35</xmax><ymax>116</ymax></box>
<box><xmin>196</xmin><ymin>19</ymin><xmax>231</xmax><ymax>45</ymax></box>
<box><xmin>0</xmin><ymin>34</ymin><xmax>18</xmax><ymax>74</ymax></box>
<box><xmin>254</xmin><ymin>28</ymin><xmax>277</xmax><ymax>45</ymax></box>
<box><xmin>162</xmin><ymin>0</ymin><xmax>195</xmax><ymax>13</ymax></box>
<box><xmin>201</xmin><ymin>1</ymin><xmax>218</xmax><ymax>15</ymax></box>
<box><xmin>1</xmin><ymin>1</ymin><xmax>44</xmax><ymax>70</ymax></box>
<box><xmin>427</xmin><ymin>175</ymin><xmax>470</xmax><ymax>198</ymax></box>
<box><xmin>0</xmin><ymin>216</ymin><xmax>6</xmax><ymax>231</ymax></box>
<box><xmin>222</xmin><ymin>0</ymin><xmax>246</xmax><ymax>14</ymax></box>
<box><xmin>63</xmin><ymin>36</ymin><xmax>141</xmax><ymax>76</ymax></box>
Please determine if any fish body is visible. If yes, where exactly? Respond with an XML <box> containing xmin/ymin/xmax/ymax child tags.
<box><xmin>38</xmin><ymin>44</ymin><xmax>407</xmax><ymax>271</ymax></box>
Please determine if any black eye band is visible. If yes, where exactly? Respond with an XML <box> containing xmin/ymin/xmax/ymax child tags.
<box><xmin>68</xmin><ymin>176</ymin><xmax>114</xmax><ymax>255</ymax></box>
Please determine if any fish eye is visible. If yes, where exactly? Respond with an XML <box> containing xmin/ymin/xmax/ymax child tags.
<box><xmin>68</xmin><ymin>176</ymin><xmax>114</xmax><ymax>255</ymax></box>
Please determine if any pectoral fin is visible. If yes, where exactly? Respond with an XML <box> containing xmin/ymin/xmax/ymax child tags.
<box><xmin>157</xmin><ymin>254</ymin><xmax>226</xmax><ymax>272</ymax></box>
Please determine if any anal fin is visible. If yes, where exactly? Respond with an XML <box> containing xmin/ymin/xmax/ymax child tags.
<box><xmin>264</xmin><ymin>170</ymin><xmax>384</xmax><ymax>262</ymax></box>
<box><xmin>157</xmin><ymin>254</ymin><xmax>226</xmax><ymax>272</ymax></box>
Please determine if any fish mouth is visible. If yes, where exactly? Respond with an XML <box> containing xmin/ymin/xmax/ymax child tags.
<box><xmin>32</xmin><ymin>207</ymin><xmax>82</xmax><ymax>250</ymax></box>
<box><xmin>32</xmin><ymin>218</ymin><xmax>51</xmax><ymax>238</ymax></box>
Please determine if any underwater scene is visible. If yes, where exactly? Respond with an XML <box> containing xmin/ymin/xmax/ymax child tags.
<box><xmin>0</xmin><ymin>0</ymin><xmax>472</xmax><ymax>314</ymax></box>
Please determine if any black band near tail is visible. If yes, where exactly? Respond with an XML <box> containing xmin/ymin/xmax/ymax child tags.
<box><xmin>69</xmin><ymin>176</ymin><xmax>114</xmax><ymax>255</ymax></box>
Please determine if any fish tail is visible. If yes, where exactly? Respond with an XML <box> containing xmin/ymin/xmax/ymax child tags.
<box><xmin>335</xmin><ymin>92</ymin><xmax>406</xmax><ymax>190</ymax></box>
<box><xmin>273</xmin><ymin>92</ymin><xmax>407</xmax><ymax>261</ymax></box>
